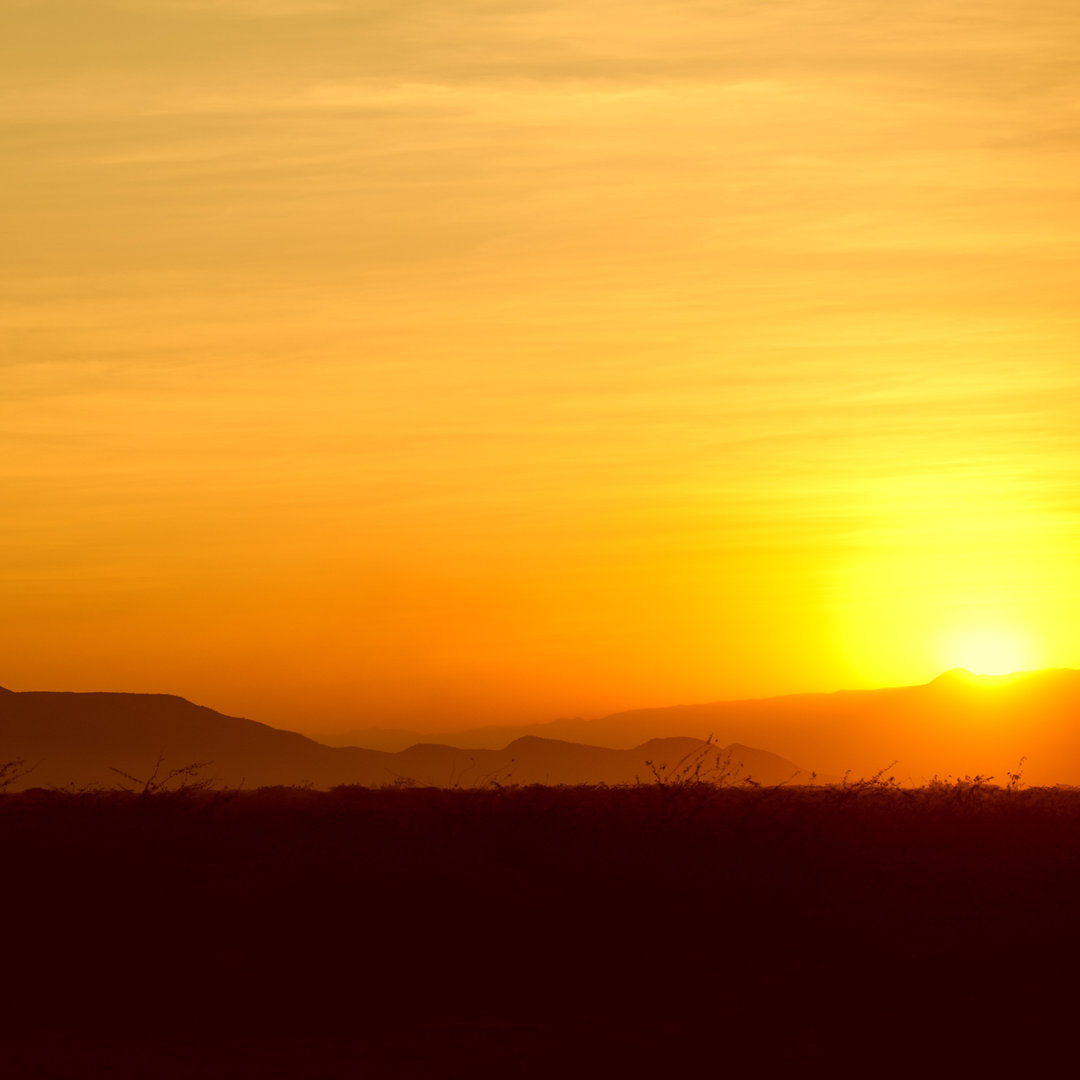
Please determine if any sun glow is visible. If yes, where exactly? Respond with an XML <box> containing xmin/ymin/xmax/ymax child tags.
<box><xmin>944</xmin><ymin>626</ymin><xmax>1037</xmax><ymax>677</ymax></box>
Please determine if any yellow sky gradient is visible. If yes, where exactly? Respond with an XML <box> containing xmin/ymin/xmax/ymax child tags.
<box><xmin>4</xmin><ymin>0</ymin><xmax>1080</xmax><ymax>732</ymax></box>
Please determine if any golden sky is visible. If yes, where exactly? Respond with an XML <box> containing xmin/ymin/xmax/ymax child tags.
<box><xmin>4</xmin><ymin>0</ymin><xmax>1080</xmax><ymax>733</ymax></box>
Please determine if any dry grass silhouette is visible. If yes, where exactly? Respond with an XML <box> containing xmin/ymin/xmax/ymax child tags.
<box><xmin>0</xmin><ymin>757</ymin><xmax>33</xmax><ymax>791</ymax></box>
<box><xmin>108</xmin><ymin>752</ymin><xmax>218</xmax><ymax>796</ymax></box>
<box><xmin>641</xmin><ymin>734</ymin><xmax>747</xmax><ymax>789</ymax></box>
<box><xmin>3</xmin><ymin>756</ymin><xmax>1078</xmax><ymax>1074</ymax></box>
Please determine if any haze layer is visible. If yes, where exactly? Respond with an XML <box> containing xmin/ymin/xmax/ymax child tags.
<box><xmin>5</xmin><ymin>1</ymin><xmax>1080</xmax><ymax>731</ymax></box>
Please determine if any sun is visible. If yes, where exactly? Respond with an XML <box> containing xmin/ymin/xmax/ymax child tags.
<box><xmin>944</xmin><ymin>625</ymin><xmax>1036</xmax><ymax>677</ymax></box>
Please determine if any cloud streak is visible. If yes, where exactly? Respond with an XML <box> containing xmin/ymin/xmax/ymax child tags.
<box><xmin>5</xmin><ymin>0</ymin><xmax>1080</xmax><ymax>723</ymax></box>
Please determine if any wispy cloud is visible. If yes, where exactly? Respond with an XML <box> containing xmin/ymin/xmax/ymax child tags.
<box><xmin>111</xmin><ymin>0</ymin><xmax>353</xmax><ymax>16</ymax></box>
<box><xmin>5</xmin><ymin>0</ymin><xmax>1080</xmax><ymax>715</ymax></box>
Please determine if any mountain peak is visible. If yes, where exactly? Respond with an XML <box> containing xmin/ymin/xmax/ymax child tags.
<box><xmin>931</xmin><ymin>668</ymin><xmax>976</xmax><ymax>683</ymax></box>
<box><xmin>930</xmin><ymin>668</ymin><xmax>1035</xmax><ymax>688</ymax></box>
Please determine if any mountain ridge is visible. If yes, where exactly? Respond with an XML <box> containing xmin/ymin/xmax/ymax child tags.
<box><xmin>6</xmin><ymin>667</ymin><xmax>1080</xmax><ymax>788</ymax></box>
<box><xmin>318</xmin><ymin>668</ymin><xmax>1080</xmax><ymax>784</ymax></box>
<box><xmin>0</xmin><ymin>688</ymin><xmax>814</xmax><ymax>792</ymax></box>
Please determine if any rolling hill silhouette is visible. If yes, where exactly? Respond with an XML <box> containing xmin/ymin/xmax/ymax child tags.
<box><xmin>0</xmin><ymin>689</ymin><xmax>811</xmax><ymax>792</ymax></box>
<box><xmin>325</xmin><ymin>668</ymin><xmax>1080</xmax><ymax>786</ymax></box>
<box><xmin>7</xmin><ymin>668</ymin><xmax>1080</xmax><ymax>789</ymax></box>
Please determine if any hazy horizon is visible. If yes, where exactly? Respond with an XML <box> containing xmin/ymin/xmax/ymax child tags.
<box><xmin>1</xmin><ymin>663</ymin><xmax>1063</xmax><ymax>738</ymax></box>
<box><xmin>10</xmin><ymin>663</ymin><xmax>1080</xmax><ymax>789</ymax></box>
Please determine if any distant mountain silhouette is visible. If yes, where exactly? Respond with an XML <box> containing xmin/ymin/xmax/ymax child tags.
<box><xmin>10</xmin><ymin>669</ymin><xmax>1079</xmax><ymax>789</ymax></box>
<box><xmin>0</xmin><ymin>688</ymin><xmax>812</xmax><ymax>792</ymax></box>
<box><xmin>322</xmin><ymin>668</ymin><xmax>1080</xmax><ymax>785</ymax></box>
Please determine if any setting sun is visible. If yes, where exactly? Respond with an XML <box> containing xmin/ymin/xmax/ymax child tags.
<box><xmin>942</xmin><ymin>626</ymin><xmax>1037</xmax><ymax>677</ymax></box>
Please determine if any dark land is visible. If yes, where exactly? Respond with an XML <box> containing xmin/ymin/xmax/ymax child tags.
<box><xmin>6</xmin><ymin>674</ymin><xmax>1080</xmax><ymax>1075</ymax></box>
<box><xmin>6</xmin><ymin>776</ymin><xmax>1080</xmax><ymax>1076</ymax></box>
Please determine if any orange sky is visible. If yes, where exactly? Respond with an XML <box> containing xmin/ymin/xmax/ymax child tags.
<box><xmin>4</xmin><ymin>0</ymin><xmax>1080</xmax><ymax>734</ymax></box>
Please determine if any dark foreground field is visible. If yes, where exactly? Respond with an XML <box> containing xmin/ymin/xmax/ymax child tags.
<box><xmin>5</xmin><ymin>777</ymin><xmax>1080</xmax><ymax>1076</ymax></box>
